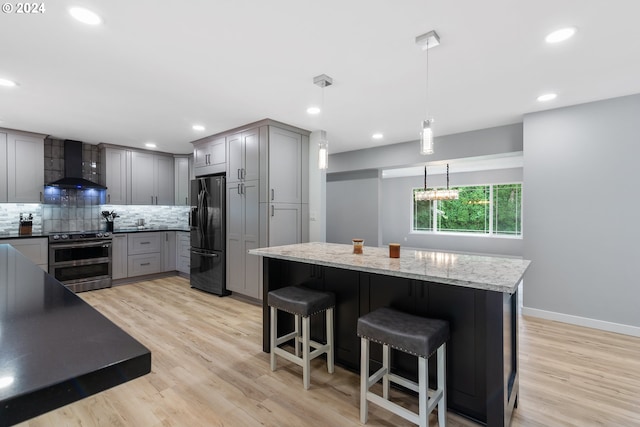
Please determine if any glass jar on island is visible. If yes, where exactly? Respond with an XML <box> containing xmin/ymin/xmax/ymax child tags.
<box><xmin>352</xmin><ymin>238</ymin><xmax>364</xmax><ymax>254</ymax></box>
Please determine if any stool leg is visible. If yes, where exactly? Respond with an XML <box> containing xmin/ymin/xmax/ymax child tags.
<box><xmin>438</xmin><ymin>343</ymin><xmax>447</xmax><ymax>427</ymax></box>
<box><xmin>360</xmin><ymin>337</ymin><xmax>370</xmax><ymax>424</ymax></box>
<box><xmin>302</xmin><ymin>316</ymin><xmax>311</xmax><ymax>390</ymax></box>
<box><xmin>294</xmin><ymin>314</ymin><xmax>301</xmax><ymax>357</ymax></box>
<box><xmin>270</xmin><ymin>306</ymin><xmax>277</xmax><ymax>371</ymax></box>
<box><xmin>382</xmin><ymin>344</ymin><xmax>390</xmax><ymax>399</ymax></box>
<box><xmin>418</xmin><ymin>356</ymin><xmax>428</xmax><ymax>427</ymax></box>
<box><xmin>326</xmin><ymin>307</ymin><xmax>334</xmax><ymax>374</ymax></box>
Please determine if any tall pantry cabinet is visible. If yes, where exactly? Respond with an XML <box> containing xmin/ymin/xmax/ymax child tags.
<box><xmin>194</xmin><ymin>120</ymin><xmax>309</xmax><ymax>300</ymax></box>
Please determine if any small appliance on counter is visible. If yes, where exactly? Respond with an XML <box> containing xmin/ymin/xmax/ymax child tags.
<box><xmin>19</xmin><ymin>214</ymin><xmax>33</xmax><ymax>235</ymax></box>
<box><xmin>190</xmin><ymin>174</ymin><xmax>228</xmax><ymax>296</ymax></box>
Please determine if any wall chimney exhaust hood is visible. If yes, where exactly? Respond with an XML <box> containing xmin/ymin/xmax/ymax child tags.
<box><xmin>45</xmin><ymin>140</ymin><xmax>107</xmax><ymax>190</ymax></box>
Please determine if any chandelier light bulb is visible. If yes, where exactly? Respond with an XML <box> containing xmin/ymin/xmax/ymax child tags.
<box><xmin>420</xmin><ymin>120</ymin><xmax>434</xmax><ymax>155</ymax></box>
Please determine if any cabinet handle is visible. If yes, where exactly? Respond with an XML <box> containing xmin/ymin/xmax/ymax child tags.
<box><xmin>140</xmin><ymin>241</ymin><xmax>151</xmax><ymax>245</ymax></box>
<box><xmin>151</xmin><ymin>196</ymin><xmax>154</xmax><ymax>204</ymax></box>
<box><xmin>155</xmin><ymin>196</ymin><xmax>158</xmax><ymax>205</ymax></box>
<box><xmin>108</xmin><ymin>194</ymin><xmax>111</xmax><ymax>203</ymax></box>
<box><xmin>40</xmin><ymin>191</ymin><xmax>43</xmax><ymax>202</ymax></box>
<box><xmin>140</xmin><ymin>262</ymin><xmax>151</xmax><ymax>266</ymax></box>
<box><xmin>271</xmin><ymin>189</ymin><xmax>274</xmax><ymax>201</ymax></box>
<box><xmin>241</xmin><ymin>168</ymin><xmax>246</xmax><ymax>179</ymax></box>
<box><xmin>166</xmin><ymin>233</ymin><xmax>168</xmax><ymax>242</ymax></box>
<box><xmin>237</xmin><ymin>168</ymin><xmax>241</xmax><ymax>180</ymax></box>
<box><xmin>271</xmin><ymin>205</ymin><xmax>274</xmax><ymax>217</ymax></box>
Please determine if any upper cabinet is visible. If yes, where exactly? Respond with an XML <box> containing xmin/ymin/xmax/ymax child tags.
<box><xmin>101</xmin><ymin>146</ymin><xmax>130</xmax><ymax>205</ymax></box>
<box><xmin>130</xmin><ymin>151</ymin><xmax>174</xmax><ymax>205</ymax></box>
<box><xmin>264</xmin><ymin>127</ymin><xmax>304</xmax><ymax>204</ymax></box>
<box><xmin>174</xmin><ymin>155</ymin><xmax>191</xmax><ymax>206</ymax></box>
<box><xmin>193</xmin><ymin>136</ymin><xmax>225</xmax><ymax>176</ymax></box>
<box><xmin>0</xmin><ymin>130</ymin><xmax>44</xmax><ymax>203</ymax></box>
<box><xmin>228</xmin><ymin>128</ymin><xmax>260</xmax><ymax>183</ymax></box>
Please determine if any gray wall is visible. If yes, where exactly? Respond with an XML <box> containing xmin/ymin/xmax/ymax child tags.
<box><xmin>329</xmin><ymin>123</ymin><xmax>523</xmax><ymax>173</ymax></box>
<box><xmin>381</xmin><ymin>168</ymin><xmax>523</xmax><ymax>256</ymax></box>
<box><xmin>326</xmin><ymin>170</ymin><xmax>380</xmax><ymax>247</ymax></box>
<box><xmin>523</xmin><ymin>93</ymin><xmax>640</xmax><ymax>328</ymax></box>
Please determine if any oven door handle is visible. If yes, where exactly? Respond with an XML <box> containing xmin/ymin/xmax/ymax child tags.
<box><xmin>50</xmin><ymin>240</ymin><xmax>112</xmax><ymax>249</ymax></box>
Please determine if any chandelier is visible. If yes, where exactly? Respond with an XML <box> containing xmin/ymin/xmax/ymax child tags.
<box><xmin>414</xmin><ymin>163</ymin><xmax>459</xmax><ymax>201</ymax></box>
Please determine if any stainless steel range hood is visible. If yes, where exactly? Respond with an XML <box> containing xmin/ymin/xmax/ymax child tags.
<box><xmin>45</xmin><ymin>140</ymin><xmax>107</xmax><ymax>190</ymax></box>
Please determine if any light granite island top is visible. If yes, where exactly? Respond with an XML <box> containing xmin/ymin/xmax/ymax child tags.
<box><xmin>249</xmin><ymin>242</ymin><xmax>530</xmax><ymax>294</ymax></box>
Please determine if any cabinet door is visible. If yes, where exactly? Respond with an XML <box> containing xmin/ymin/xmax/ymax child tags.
<box><xmin>243</xmin><ymin>128</ymin><xmax>260</xmax><ymax>182</ymax></box>
<box><xmin>243</xmin><ymin>181</ymin><xmax>260</xmax><ymax>298</ymax></box>
<box><xmin>130</xmin><ymin>151</ymin><xmax>155</xmax><ymax>204</ymax></box>
<box><xmin>227</xmin><ymin>133</ymin><xmax>242</xmax><ymax>184</ymax></box>
<box><xmin>112</xmin><ymin>233</ymin><xmax>128</xmax><ymax>279</ymax></box>
<box><xmin>162</xmin><ymin>231</ymin><xmax>176</xmax><ymax>272</ymax></box>
<box><xmin>193</xmin><ymin>141</ymin><xmax>210</xmax><ymax>169</ymax></box>
<box><xmin>0</xmin><ymin>133</ymin><xmax>7</xmax><ymax>202</ymax></box>
<box><xmin>174</xmin><ymin>156</ymin><xmax>190</xmax><ymax>206</ymax></box>
<box><xmin>226</xmin><ymin>182</ymin><xmax>244</xmax><ymax>293</ymax></box>
<box><xmin>128</xmin><ymin>232</ymin><xmax>162</xmax><ymax>254</ymax></box>
<box><xmin>104</xmin><ymin>148</ymin><xmax>129</xmax><ymax>205</ymax></box>
<box><xmin>128</xmin><ymin>253</ymin><xmax>162</xmax><ymax>276</ymax></box>
<box><xmin>155</xmin><ymin>155</ymin><xmax>175</xmax><ymax>205</ymax></box>
<box><xmin>6</xmin><ymin>238</ymin><xmax>48</xmax><ymax>270</ymax></box>
<box><xmin>194</xmin><ymin>137</ymin><xmax>225</xmax><ymax>176</ymax></box>
<box><xmin>7</xmin><ymin>133</ymin><xmax>44</xmax><ymax>203</ymax></box>
<box><xmin>268</xmin><ymin>127</ymin><xmax>302</xmax><ymax>204</ymax></box>
<box><xmin>268</xmin><ymin>203</ymin><xmax>301</xmax><ymax>246</ymax></box>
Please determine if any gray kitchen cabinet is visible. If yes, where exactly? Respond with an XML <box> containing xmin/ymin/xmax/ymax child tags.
<box><xmin>162</xmin><ymin>231</ymin><xmax>176</xmax><ymax>272</ymax></box>
<box><xmin>130</xmin><ymin>151</ymin><xmax>175</xmax><ymax>205</ymax></box>
<box><xmin>111</xmin><ymin>233</ymin><xmax>128</xmax><ymax>280</ymax></box>
<box><xmin>6</xmin><ymin>238</ymin><xmax>48</xmax><ymax>271</ymax></box>
<box><xmin>1</xmin><ymin>130</ymin><xmax>45</xmax><ymax>203</ymax></box>
<box><xmin>176</xmin><ymin>231</ymin><xmax>190</xmax><ymax>275</ymax></box>
<box><xmin>193</xmin><ymin>136</ymin><xmax>225</xmax><ymax>176</ymax></box>
<box><xmin>101</xmin><ymin>146</ymin><xmax>130</xmax><ymax>205</ymax></box>
<box><xmin>227</xmin><ymin>128</ymin><xmax>260</xmax><ymax>184</ymax></box>
<box><xmin>127</xmin><ymin>232</ymin><xmax>162</xmax><ymax>277</ymax></box>
<box><xmin>227</xmin><ymin>180</ymin><xmax>260</xmax><ymax>298</ymax></box>
<box><xmin>174</xmin><ymin>155</ymin><xmax>191</xmax><ymax>206</ymax></box>
<box><xmin>264</xmin><ymin>203</ymin><xmax>302</xmax><ymax>247</ymax></box>
<box><xmin>265</xmin><ymin>127</ymin><xmax>304</xmax><ymax>204</ymax></box>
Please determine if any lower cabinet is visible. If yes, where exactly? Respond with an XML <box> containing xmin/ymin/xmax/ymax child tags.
<box><xmin>162</xmin><ymin>231</ymin><xmax>176</xmax><ymax>272</ymax></box>
<box><xmin>127</xmin><ymin>232</ymin><xmax>162</xmax><ymax>277</ymax></box>
<box><xmin>176</xmin><ymin>231</ymin><xmax>190</xmax><ymax>275</ymax></box>
<box><xmin>111</xmin><ymin>233</ymin><xmax>128</xmax><ymax>280</ymax></box>
<box><xmin>5</xmin><ymin>238</ymin><xmax>48</xmax><ymax>271</ymax></box>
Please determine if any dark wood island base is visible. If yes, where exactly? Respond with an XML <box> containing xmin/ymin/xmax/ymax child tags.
<box><xmin>253</xmin><ymin>244</ymin><xmax>529</xmax><ymax>427</ymax></box>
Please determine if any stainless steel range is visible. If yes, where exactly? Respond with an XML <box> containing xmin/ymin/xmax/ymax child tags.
<box><xmin>48</xmin><ymin>231</ymin><xmax>113</xmax><ymax>292</ymax></box>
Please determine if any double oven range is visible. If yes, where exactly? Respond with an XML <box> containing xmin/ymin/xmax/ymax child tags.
<box><xmin>48</xmin><ymin>232</ymin><xmax>113</xmax><ymax>293</ymax></box>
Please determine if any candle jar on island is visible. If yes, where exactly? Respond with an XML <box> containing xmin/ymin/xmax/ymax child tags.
<box><xmin>389</xmin><ymin>243</ymin><xmax>400</xmax><ymax>258</ymax></box>
<box><xmin>352</xmin><ymin>238</ymin><xmax>364</xmax><ymax>254</ymax></box>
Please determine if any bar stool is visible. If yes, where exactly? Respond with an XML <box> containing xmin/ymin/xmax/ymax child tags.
<box><xmin>358</xmin><ymin>307</ymin><xmax>449</xmax><ymax>427</ymax></box>
<box><xmin>268</xmin><ymin>286</ymin><xmax>335</xmax><ymax>390</ymax></box>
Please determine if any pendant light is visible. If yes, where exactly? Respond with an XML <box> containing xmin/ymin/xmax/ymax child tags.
<box><xmin>416</xmin><ymin>30</ymin><xmax>440</xmax><ymax>155</ymax></box>
<box><xmin>414</xmin><ymin>163</ymin><xmax>459</xmax><ymax>201</ymax></box>
<box><xmin>313</xmin><ymin>74</ymin><xmax>333</xmax><ymax>170</ymax></box>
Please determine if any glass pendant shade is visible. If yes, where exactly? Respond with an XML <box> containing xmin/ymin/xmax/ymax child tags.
<box><xmin>318</xmin><ymin>131</ymin><xmax>328</xmax><ymax>170</ymax></box>
<box><xmin>420</xmin><ymin>120</ymin><xmax>434</xmax><ymax>155</ymax></box>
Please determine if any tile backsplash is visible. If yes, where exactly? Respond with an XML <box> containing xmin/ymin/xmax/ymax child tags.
<box><xmin>0</xmin><ymin>204</ymin><xmax>42</xmax><ymax>234</ymax></box>
<box><xmin>100</xmin><ymin>205</ymin><xmax>189</xmax><ymax>231</ymax></box>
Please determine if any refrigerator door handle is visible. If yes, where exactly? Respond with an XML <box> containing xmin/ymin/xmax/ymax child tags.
<box><xmin>190</xmin><ymin>249</ymin><xmax>219</xmax><ymax>258</ymax></box>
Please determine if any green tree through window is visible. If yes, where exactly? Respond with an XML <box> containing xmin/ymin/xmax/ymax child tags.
<box><xmin>412</xmin><ymin>183</ymin><xmax>522</xmax><ymax>236</ymax></box>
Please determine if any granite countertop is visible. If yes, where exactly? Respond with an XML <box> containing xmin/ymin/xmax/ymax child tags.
<box><xmin>249</xmin><ymin>242</ymin><xmax>531</xmax><ymax>294</ymax></box>
<box><xmin>0</xmin><ymin>244</ymin><xmax>151</xmax><ymax>425</ymax></box>
<box><xmin>0</xmin><ymin>231</ymin><xmax>49</xmax><ymax>240</ymax></box>
<box><xmin>114</xmin><ymin>226</ymin><xmax>190</xmax><ymax>233</ymax></box>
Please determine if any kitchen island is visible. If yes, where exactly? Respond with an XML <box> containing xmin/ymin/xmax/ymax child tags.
<box><xmin>249</xmin><ymin>242</ymin><xmax>530</xmax><ymax>427</ymax></box>
<box><xmin>0</xmin><ymin>244</ymin><xmax>151</xmax><ymax>426</ymax></box>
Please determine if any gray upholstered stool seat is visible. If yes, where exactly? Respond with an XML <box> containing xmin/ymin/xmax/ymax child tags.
<box><xmin>358</xmin><ymin>307</ymin><xmax>449</xmax><ymax>427</ymax></box>
<box><xmin>268</xmin><ymin>285</ymin><xmax>335</xmax><ymax>317</ymax></box>
<box><xmin>357</xmin><ymin>307</ymin><xmax>449</xmax><ymax>358</ymax></box>
<box><xmin>268</xmin><ymin>286</ymin><xmax>335</xmax><ymax>390</ymax></box>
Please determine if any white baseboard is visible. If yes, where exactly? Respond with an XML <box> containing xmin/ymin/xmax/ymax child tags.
<box><xmin>521</xmin><ymin>306</ymin><xmax>640</xmax><ymax>338</ymax></box>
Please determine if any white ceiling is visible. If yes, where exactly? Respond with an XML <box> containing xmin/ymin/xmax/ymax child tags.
<box><xmin>1</xmin><ymin>0</ymin><xmax>639</xmax><ymax>155</ymax></box>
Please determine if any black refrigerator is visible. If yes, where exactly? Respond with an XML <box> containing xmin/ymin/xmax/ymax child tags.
<box><xmin>190</xmin><ymin>174</ymin><xmax>228</xmax><ymax>296</ymax></box>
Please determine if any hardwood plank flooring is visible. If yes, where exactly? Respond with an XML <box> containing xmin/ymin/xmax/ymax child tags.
<box><xmin>17</xmin><ymin>277</ymin><xmax>640</xmax><ymax>426</ymax></box>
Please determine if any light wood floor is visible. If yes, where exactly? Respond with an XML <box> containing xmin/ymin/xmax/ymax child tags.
<box><xmin>18</xmin><ymin>276</ymin><xmax>640</xmax><ymax>427</ymax></box>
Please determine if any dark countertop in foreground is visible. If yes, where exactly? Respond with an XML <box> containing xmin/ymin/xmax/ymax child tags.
<box><xmin>0</xmin><ymin>244</ymin><xmax>151</xmax><ymax>426</ymax></box>
<box><xmin>250</xmin><ymin>242</ymin><xmax>531</xmax><ymax>294</ymax></box>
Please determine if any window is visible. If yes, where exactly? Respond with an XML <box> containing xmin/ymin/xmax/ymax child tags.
<box><xmin>412</xmin><ymin>183</ymin><xmax>522</xmax><ymax>237</ymax></box>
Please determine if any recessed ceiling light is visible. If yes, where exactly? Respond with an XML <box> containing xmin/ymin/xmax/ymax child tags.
<box><xmin>192</xmin><ymin>124</ymin><xmax>205</xmax><ymax>131</ymax></box>
<box><xmin>306</xmin><ymin>106</ymin><xmax>321</xmax><ymax>115</ymax></box>
<box><xmin>545</xmin><ymin>27</ymin><xmax>576</xmax><ymax>44</ymax></box>
<box><xmin>69</xmin><ymin>7</ymin><xmax>102</xmax><ymax>25</ymax></box>
<box><xmin>537</xmin><ymin>93</ymin><xmax>557</xmax><ymax>102</ymax></box>
<box><xmin>0</xmin><ymin>78</ymin><xmax>17</xmax><ymax>87</ymax></box>
<box><xmin>145</xmin><ymin>142</ymin><xmax>157</xmax><ymax>148</ymax></box>
<box><xmin>372</xmin><ymin>133</ymin><xmax>384</xmax><ymax>140</ymax></box>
